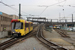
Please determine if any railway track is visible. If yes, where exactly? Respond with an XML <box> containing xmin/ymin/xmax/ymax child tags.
<box><xmin>36</xmin><ymin>24</ymin><xmax>68</xmax><ymax>50</ymax></box>
<box><xmin>0</xmin><ymin>38</ymin><xmax>21</xmax><ymax>50</ymax></box>
<box><xmin>54</xmin><ymin>29</ymin><xmax>69</xmax><ymax>38</ymax></box>
<box><xmin>0</xmin><ymin>25</ymin><xmax>39</xmax><ymax>50</ymax></box>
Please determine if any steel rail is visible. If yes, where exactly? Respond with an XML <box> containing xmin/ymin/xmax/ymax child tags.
<box><xmin>54</xmin><ymin>29</ymin><xmax>69</xmax><ymax>37</ymax></box>
<box><xmin>0</xmin><ymin>25</ymin><xmax>39</xmax><ymax>50</ymax></box>
<box><xmin>36</xmin><ymin>24</ymin><xmax>68</xmax><ymax>50</ymax></box>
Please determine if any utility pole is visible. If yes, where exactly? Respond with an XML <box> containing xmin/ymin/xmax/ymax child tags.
<box><xmin>19</xmin><ymin>4</ymin><xmax>21</xmax><ymax>19</ymax></box>
<box><xmin>59</xmin><ymin>13</ymin><xmax>60</xmax><ymax>22</ymax></box>
<box><xmin>72</xmin><ymin>14</ymin><xmax>73</xmax><ymax>31</ymax></box>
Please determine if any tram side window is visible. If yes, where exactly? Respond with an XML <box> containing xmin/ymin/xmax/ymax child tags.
<box><xmin>21</xmin><ymin>23</ymin><xmax>23</xmax><ymax>29</ymax></box>
<box><xmin>31</xmin><ymin>23</ymin><xmax>33</xmax><ymax>26</ymax></box>
<box><xmin>25</xmin><ymin>23</ymin><xmax>29</xmax><ymax>27</ymax></box>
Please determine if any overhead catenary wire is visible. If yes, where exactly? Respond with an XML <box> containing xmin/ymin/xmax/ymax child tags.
<box><xmin>38</xmin><ymin>0</ymin><xmax>66</xmax><ymax>16</ymax></box>
<box><xmin>58</xmin><ymin>4</ymin><xmax>75</xmax><ymax>19</ymax></box>
<box><xmin>0</xmin><ymin>1</ymin><xmax>32</xmax><ymax>16</ymax></box>
<box><xmin>66</xmin><ymin>11</ymin><xmax>75</xmax><ymax>17</ymax></box>
<box><xmin>66</xmin><ymin>5</ymin><xmax>75</xmax><ymax>17</ymax></box>
<box><xmin>58</xmin><ymin>5</ymin><xmax>75</xmax><ymax>18</ymax></box>
<box><xmin>0</xmin><ymin>1</ymin><xmax>18</xmax><ymax>12</ymax></box>
<box><xmin>0</xmin><ymin>0</ymin><xmax>67</xmax><ymax>17</ymax></box>
<box><xmin>63</xmin><ymin>0</ymin><xmax>67</xmax><ymax>6</ymax></box>
<box><xmin>39</xmin><ymin>6</ymin><xmax>48</xmax><ymax>16</ymax></box>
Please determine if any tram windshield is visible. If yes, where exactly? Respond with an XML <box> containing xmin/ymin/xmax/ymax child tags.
<box><xmin>12</xmin><ymin>22</ymin><xmax>23</xmax><ymax>29</ymax></box>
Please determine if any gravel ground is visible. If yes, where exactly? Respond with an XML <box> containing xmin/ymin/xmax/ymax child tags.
<box><xmin>1</xmin><ymin>25</ymin><xmax>49</xmax><ymax>50</ymax></box>
<box><xmin>67</xmin><ymin>32</ymin><xmax>75</xmax><ymax>41</ymax></box>
<box><xmin>6</xmin><ymin>37</ymin><xmax>49</xmax><ymax>50</ymax></box>
<box><xmin>0</xmin><ymin>38</ymin><xmax>11</xmax><ymax>43</ymax></box>
<box><xmin>0</xmin><ymin>26</ymin><xmax>75</xmax><ymax>50</ymax></box>
<box><xmin>62</xmin><ymin>32</ymin><xmax>75</xmax><ymax>49</ymax></box>
<box><xmin>43</xmin><ymin>29</ymin><xmax>75</xmax><ymax>50</ymax></box>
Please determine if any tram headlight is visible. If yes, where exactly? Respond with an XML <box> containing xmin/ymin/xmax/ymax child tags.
<box><xmin>13</xmin><ymin>32</ymin><xmax>14</xmax><ymax>33</ymax></box>
<box><xmin>17</xmin><ymin>32</ymin><xmax>20</xmax><ymax>33</ymax></box>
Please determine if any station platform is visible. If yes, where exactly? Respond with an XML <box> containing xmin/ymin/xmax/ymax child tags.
<box><xmin>43</xmin><ymin>29</ymin><xmax>75</xmax><ymax>50</ymax></box>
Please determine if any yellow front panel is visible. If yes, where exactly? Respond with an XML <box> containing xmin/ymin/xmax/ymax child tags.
<box><xmin>16</xmin><ymin>19</ymin><xmax>26</xmax><ymax>36</ymax></box>
<box><xmin>15</xmin><ymin>29</ymin><xmax>25</xmax><ymax>36</ymax></box>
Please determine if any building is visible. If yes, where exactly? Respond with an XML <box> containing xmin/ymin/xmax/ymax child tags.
<box><xmin>10</xmin><ymin>15</ymin><xmax>19</xmax><ymax>19</ymax></box>
<box><xmin>10</xmin><ymin>15</ymin><xmax>23</xmax><ymax>19</ymax></box>
<box><xmin>0</xmin><ymin>12</ymin><xmax>12</xmax><ymax>32</ymax></box>
<box><xmin>0</xmin><ymin>11</ymin><xmax>24</xmax><ymax>32</ymax></box>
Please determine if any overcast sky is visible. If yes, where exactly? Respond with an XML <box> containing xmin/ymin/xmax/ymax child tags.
<box><xmin>0</xmin><ymin>0</ymin><xmax>75</xmax><ymax>20</ymax></box>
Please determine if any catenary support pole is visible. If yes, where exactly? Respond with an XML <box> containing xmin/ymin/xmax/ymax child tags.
<box><xmin>19</xmin><ymin>4</ymin><xmax>21</xmax><ymax>19</ymax></box>
<box><xmin>72</xmin><ymin>14</ymin><xmax>73</xmax><ymax>32</ymax></box>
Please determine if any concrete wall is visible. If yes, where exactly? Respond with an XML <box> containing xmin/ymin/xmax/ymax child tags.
<box><xmin>0</xmin><ymin>31</ymin><xmax>8</xmax><ymax>38</ymax></box>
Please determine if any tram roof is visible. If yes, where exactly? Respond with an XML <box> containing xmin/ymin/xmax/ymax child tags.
<box><xmin>11</xmin><ymin>19</ymin><xmax>33</xmax><ymax>23</ymax></box>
